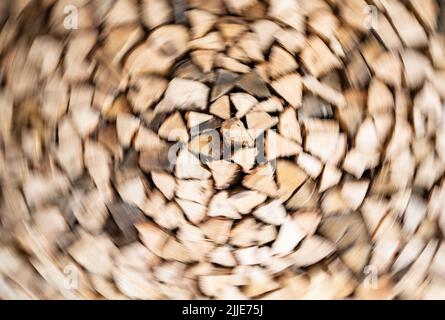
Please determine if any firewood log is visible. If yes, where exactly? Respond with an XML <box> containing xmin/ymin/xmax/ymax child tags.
<box><xmin>2</xmin><ymin>0</ymin><xmax>445</xmax><ymax>300</ymax></box>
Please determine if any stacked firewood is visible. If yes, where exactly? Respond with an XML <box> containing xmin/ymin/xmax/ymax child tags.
<box><xmin>1</xmin><ymin>0</ymin><xmax>445</xmax><ymax>299</ymax></box>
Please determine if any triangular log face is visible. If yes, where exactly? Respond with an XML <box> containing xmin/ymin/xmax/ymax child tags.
<box><xmin>271</xmin><ymin>73</ymin><xmax>303</xmax><ymax>108</ymax></box>
<box><xmin>158</xmin><ymin>112</ymin><xmax>189</xmax><ymax>142</ymax></box>
<box><xmin>243</xmin><ymin>163</ymin><xmax>279</xmax><ymax>197</ymax></box>
<box><xmin>265</xmin><ymin>130</ymin><xmax>302</xmax><ymax>161</ymax></box>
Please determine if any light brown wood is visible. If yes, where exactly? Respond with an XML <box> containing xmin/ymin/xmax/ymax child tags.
<box><xmin>230</xmin><ymin>93</ymin><xmax>258</xmax><ymax>118</ymax></box>
<box><xmin>187</xmin><ymin>9</ymin><xmax>217</xmax><ymax>39</ymax></box>
<box><xmin>243</xmin><ymin>163</ymin><xmax>279</xmax><ymax>197</ymax></box>
<box><xmin>253</xmin><ymin>200</ymin><xmax>287</xmax><ymax>226</ymax></box>
<box><xmin>116</xmin><ymin>113</ymin><xmax>140</xmax><ymax>147</ymax></box>
<box><xmin>276</xmin><ymin>159</ymin><xmax>308</xmax><ymax>201</ymax></box>
<box><xmin>207</xmin><ymin>160</ymin><xmax>239</xmax><ymax>189</ymax></box>
<box><xmin>175</xmin><ymin>148</ymin><xmax>211</xmax><ymax>180</ymax></box>
<box><xmin>271</xmin><ymin>73</ymin><xmax>303</xmax><ymax>108</ymax></box>
<box><xmin>3</xmin><ymin>0</ymin><xmax>445</xmax><ymax>300</ymax></box>
<box><xmin>266</xmin><ymin>129</ymin><xmax>302</xmax><ymax>161</ymax></box>
<box><xmin>191</xmin><ymin>50</ymin><xmax>217</xmax><ymax>73</ymax></box>
<box><xmin>268</xmin><ymin>45</ymin><xmax>298</xmax><ymax>79</ymax></box>
<box><xmin>383</xmin><ymin>0</ymin><xmax>428</xmax><ymax>48</ymax></box>
<box><xmin>128</xmin><ymin>76</ymin><xmax>168</xmax><ymax>113</ymax></box>
<box><xmin>126</xmin><ymin>25</ymin><xmax>189</xmax><ymax>76</ymax></box>
<box><xmin>228</xmin><ymin>190</ymin><xmax>267</xmax><ymax>214</ymax></box>
<box><xmin>208</xmin><ymin>191</ymin><xmax>241</xmax><ymax>219</ymax></box>
<box><xmin>278</xmin><ymin>107</ymin><xmax>302</xmax><ymax>143</ymax></box>
<box><xmin>209</xmin><ymin>96</ymin><xmax>230</xmax><ymax>121</ymax></box>
<box><xmin>155</xmin><ymin>78</ymin><xmax>209</xmax><ymax>113</ymax></box>
<box><xmin>301</xmin><ymin>36</ymin><xmax>341</xmax><ymax>78</ymax></box>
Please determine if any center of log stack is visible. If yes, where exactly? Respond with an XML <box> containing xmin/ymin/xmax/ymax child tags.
<box><xmin>1</xmin><ymin>0</ymin><xmax>445</xmax><ymax>300</ymax></box>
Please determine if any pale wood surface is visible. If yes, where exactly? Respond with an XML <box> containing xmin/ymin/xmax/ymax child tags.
<box><xmin>0</xmin><ymin>0</ymin><xmax>445</xmax><ymax>300</ymax></box>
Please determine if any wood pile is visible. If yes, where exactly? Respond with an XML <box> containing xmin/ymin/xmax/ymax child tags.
<box><xmin>1</xmin><ymin>0</ymin><xmax>445</xmax><ymax>299</ymax></box>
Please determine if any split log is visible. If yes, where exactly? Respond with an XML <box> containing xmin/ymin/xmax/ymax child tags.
<box><xmin>271</xmin><ymin>74</ymin><xmax>303</xmax><ymax>108</ymax></box>
<box><xmin>2</xmin><ymin>0</ymin><xmax>445</xmax><ymax>301</ymax></box>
